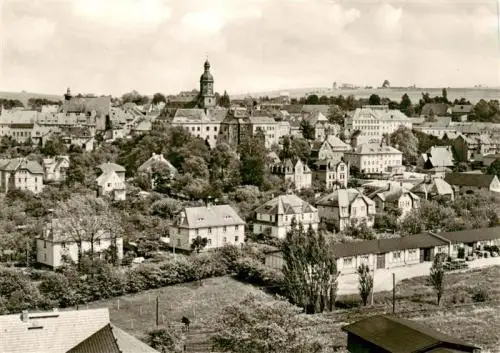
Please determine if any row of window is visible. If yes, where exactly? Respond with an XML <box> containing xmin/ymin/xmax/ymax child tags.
<box><xmin>195</xmin><ymin>225</ymin><xmax>239</xmax><ymax>235</ymax></box>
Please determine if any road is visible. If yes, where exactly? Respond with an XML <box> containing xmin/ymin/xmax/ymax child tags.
<box><xmin>337</xmin><ymin>257</ymin><xmax>500</xmax><ymax>295</ymax></box>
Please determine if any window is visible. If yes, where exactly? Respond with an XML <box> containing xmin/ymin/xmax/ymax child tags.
<box><xmin>343</xmin><ymin>257</ymin><xmax>353</xmax><ymax>267</ymax></box>
<box><xmin>44</xmin><ymin>241</ymin><xmax>47</xmax><ymax>249</ymax></box>
<box><xmin>223</xmin><ymin>237</ymin><xmax>227</xmax><ymax>243</ymax></box>
<box><xmin>393</xmin><ymin>251</ymin><xmax>402</xmax><ymax>261</ymax></box>
<box><xmin>44</xmin><ymin>253</ymin><xmax>47</xmax><ymax>261</ymax></box>
<box><xmin>235</xmin><ymin>225</ymin><xmax>239</xmax><ymax>231</ymax></box>
<box><xmin>235</xmin><ymin>236</ymin><xmax>239</xmax><ymax>242</ymax></box>
<box><xmin>196</xmin><ymin>229</ymin><xmax>199</xmax><ymax>235</ymax></box>
<box><xmin>214</xmin><ymin>126</ymin><xmax>217</xmax><ymax>132</ymax></box>
<box><xmin>96</xmin><ymin>239</ymin><xmax>101</xmax><ymax>246</ymax></box>
<box><xmin>223</xmin><ymin>226</ymin><xmax>227</xmax><ymax>232</ymax></box>
<box><xmin>207</xmin><ymin>238</ymin><xmax>212</xmax><ymax>245</ymax></box>
<box><xmin>61</xmin><ymin>242</ymin><xmax>66</xmax><ymax>249</ymax></box>
<box><xmin>206</xmin><ymin>126</ymin><xmax>210</xmax><ymax>131</ymax></box>
<box><xmin>197</xmin><ymin>127</ymin><xmax>200</xmax><ymax>131</ymax></box>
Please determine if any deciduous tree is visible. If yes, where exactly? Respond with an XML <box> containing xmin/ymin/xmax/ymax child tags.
<box><xmin>282</xmin><ymin>221</ymin><xmax>338</xmax><ymax>313</ymax></box>
<box><xmin>211</xmin><ymin>295</ymin><xmax>326</xmax><ymax>353</ymax></box>
<box><xmin>389</xmin><ymin>126</ymin><xmax>419</xmax><ymax>165</ymax></box>
<box><xmin>429</xmin><ymin>255</ymin><xmax>445</xmax><ymax>305</ymax></box>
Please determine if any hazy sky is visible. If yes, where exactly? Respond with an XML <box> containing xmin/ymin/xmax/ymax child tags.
<box><xmin>1</xmin><ymin>0</ymin><xmax>499</xmax><ymax>96</ymax></box>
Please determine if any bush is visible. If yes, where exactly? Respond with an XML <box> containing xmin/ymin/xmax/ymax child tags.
<box><xmin>470</xmin><ymin>287</ymin><xmax>489</xmax><ymax>303</ymax></box>
<box><xmin>234</xmin><ymin>257</ymin><xmax>284</xmax><ymax>288</ymax></box>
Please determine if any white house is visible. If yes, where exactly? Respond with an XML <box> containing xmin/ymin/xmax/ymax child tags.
<box><xmin>345</xmin><ymin>106</ymin><xmax>412</xmax><ymax>144</ymax></box>
<box><xmin>171</xmin><ymin>204</ymin><xmax>245</xmax><ymax>251</ymax></box>
<box><xmin>368</xmin><ymin>183</ymin><xmax>420</xmax><ymax>219</ymax></box>
<box><xmin>96</xmin><ymin>171</ymin><xmax>126</xmax><ymax>201</ymax></box>
<box><xmin>0</xmin><ymin>158</ymin><xmax>44</xmax><ymax>194</ymax></box>
<box><xmin>316</xmin><ymin>188</ymin><xmax>376</xmax><ymax>231</ymax></box>
<box><xmin>171</xmin><ymin>108</ymin><xmax>228</xmax><ymax>148</ymax></box>
<box><xmin>138</xmin><ymin>153</ymin><xmax>177</xmax><ymax>188</ymax></box>
<box><xmin>43</xmin><ymin>155</ymin><xmax>70</xmax><ymax>183</ymax></box>
<box><xmin>36</xmin><ymin>219</ymin><xmax>124</xmax><ymax>268</ymax></box>
<box><xmin>249</xmin><ymin>116</ymin><xmax>278</xmax><ymax>148</ymax></box>
<box><xmin>271</xmin><ymin>159</ymin><xmax>312</xmax><ymax>190</ymax></box>
<box><xmin>253</xmin><ymin>194</ymin><xmax>319</xmax><ymax>239</ymax></box>
<box><xmin>344</xmin><ymin>143</ymin><xmax>403</xmax><ymax>175</ymax></box>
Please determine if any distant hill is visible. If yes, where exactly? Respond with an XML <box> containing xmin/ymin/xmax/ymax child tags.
<box><xmin>0</xmin><ymin>91</ymin><xmax>63</xmax><ymax>107</ymax></box>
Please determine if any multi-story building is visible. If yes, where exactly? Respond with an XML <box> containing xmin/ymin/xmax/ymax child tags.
<box><xmin>312</xmin><ymin>159</ymin><xmax>349</xmax><ymax>189</ymax></box>
<box><xmin>253</xmin><ymin>194</ymin><xmax>319</xmax><ymax>239</ymax></box>
<box><xmin>249</xmin><ymin>115</ymin><xmax>277</xmax><ymax>148</ymax></box>
<box><xmin>453</xmin><ymin>134</ymin><xmax>497</xmax><ymax>162</ymax></box>
<box><xmin>96</xmin><ymin>162</ymin><xmax>126</xmax><ymax>201</ymax></box>
<box><xmin>171</xmin><ymin>204</ymin><xmax>245</xmax><ymax>251</ymax></box>
<box><xmin>344</xmin><ymin>143</ymin><xmax>403</xmax><ymax>175</ymax></box>
<box><xmin>36</xmin><ymin>218</ymin><xmax>123</xmax><ymax>268</ymax></box>
<box><xmin>310</xmin><ymin>135</ymin><xmax>351</xmax><ymax>161</ymax></box>
<box><xmin>316</xmin><ymin>188</ymin><xmax>376</xmax><ymax>231</ymax></box>
<box><xmin>0</xmin><ymin>158</ymin><xmax>44</xmax><ymax>194</ymax></box>
<box><xmin>345</xmin><ymin>106</ymin><xmax>413</xmax><ymax>144</ymax></box>
<box><xmin>172</xmin><ymin>108</ymin><xmax>227</xmax><ymax>148</ymax></box>
<box><xmin>271</xmin><ymin>159</ymin><xmax>312</xmax><ymax>190</ymax></box>
<box><xmin>43</xmin><ymin>156</ymin><xmax>70</xmax><ymax>183</ymax></box>
<box><xmin>368</xmin><ymin>183</ymin><xmax>420</xmax><ymax>219</ymax></box>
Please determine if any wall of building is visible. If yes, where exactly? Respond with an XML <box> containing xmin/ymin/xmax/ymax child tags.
<box><xmin>173</xmin><ymin>224</ymin><xmax>245</xmax><ymax>251</ymax></box>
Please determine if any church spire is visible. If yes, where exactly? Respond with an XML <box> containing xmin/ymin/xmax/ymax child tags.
<box><xmin>199</xmin><ymin>59</ymin><xmax>215</xmax><ymax>109</ymax></box>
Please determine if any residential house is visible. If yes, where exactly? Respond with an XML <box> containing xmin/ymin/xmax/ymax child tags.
<box><xmin>138</xmin><ymin>153</ymin><xmax>177</xmax><ymax>188</ymax></box>
<box><xmin>270</xmin><ymin>159</ymin><xmax>312</xmax><ymax>190</ymax></box>
<box><xmin>312</xmin><ymin>159</ymin><xmax>349</xmax><ymax>189</ymax></box>
<box><xmin>0</xmin><ymin>109</ymin><xmax>37</xmax><ymax>142</ymax></box>
<box><xmin>449</xmin><ymin>104</ymin><xmax>473</xmax><ymax>120</ymax></box>
<box><xmin>444</xmin><ymin>172</ymin><xmax>500</xmax><ymax>194</ymax></box>
<box><xmin>0</xmin><ymin>158</ymin><xmax>44</xmax><ymax>194</ymax></box>
<box><xmin>61</xmin><ymin>91</ymin><xmax>111</xmax><ymax>130</ymax></box>
<box><xmin>342</xmin><ymin>315</ymin><xmax>480</xmax><ymax>353</ymax></box>
<box><xmin>0</xmin><ymin>308</ymin><xmax>159</xmax><ymax>353</ymax></box>
<box><xmin>36</xmin><ymin>218</ymin><xmax>124</xmax><ymax>268</ymax></box>
<box><xmin>420</xmin><ymin>103</ymin><xmax>450</xmax><ymax>117</ymax></box>
<box><xmin>171</xmin><ymin>108</ymin><xmax>228</xmax><ymax>148</ymax></box>
<box><xmin>310</xmin><ymin>135</ymin><xmax>350</xmax><ymax>162</ymax></box>
<box><xmin>43</xmin><ymin>156</ymin><xmax>70</xmax><ymax>183</ymax></box>
<box><xmin>316</xmin><ymin>188</ymin><xmax>376</xmax><ymax>231</ymax></box>
<box><xmin>302</xmin><ymin>111</ymin><xmax>331</xmax><ymax>141</ymax></box>
<box><xmin>344</xmin><ymin>143</ymin><xmax>403</xmax><ymax>175</ymax></box>
<box><xmin>171</xmin><ymin>204</ymin><xmax>245</xmax><ymax>251</ymax></box>
<box><xmin>276</xmin><ymin>120</ymin><xmax>291</xmax><ymax>141</ymax></box>
<box><xmin>453</xmin><ymin>134</ymin><xmax>497</xmax><ymax>162</ymax></box>
<box><xmin>419</xmin><ymin>146</ymin><xmax>455</xmax><ymax>170</ymax></box>
<box><xmin>253</xmin><ymin>194</ymin><xmax>319</xmax><ymax>239</ymax></box>
<box><xmin>60</xmin><ymin>127</ymin><xmax>95</xmax><ymax>152</ymax></box>
<box><xmin>96</xmin><ymin>162</ymin><xmax>126</xmax><ymax>201</ymax></box>
<box><xmin>411</xmin><ymin>177</ymin><xmax>454</xmax><ymax>201</ymax></box>
<box><xmin>368</xmin><ymin>183</ymin><xmax>420</xmax><ymax>218</ymax></box>
<box><xmin>345</xmin><ymin>106</ymin><xmax>413</xmax><ymax>144</ymax></box>
<box><xmin>265</xmin><ymin>226</ymin><xmax>500</xmax><ymax>275</ymax></box>
<box><xmin>31</xmin><ymin>123</ymin><xmax>60</xmax><ymax>146</ymax></box>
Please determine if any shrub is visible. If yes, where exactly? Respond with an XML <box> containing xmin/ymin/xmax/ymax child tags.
<box><xmin>471</xmin><ymin>287</ymin><xmax>489</xmax><ymax>303</ymax></box>
<box><xmin>234</xmin><ymin>257</ymin><xmax>284</xmax><ymax>288</ymax></box>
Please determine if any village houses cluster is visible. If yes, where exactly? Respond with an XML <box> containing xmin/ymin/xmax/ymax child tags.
<box><xmin>1</xmin><ymin>60</ymin><xmax>499</xmax><ymax>272</ymax></box>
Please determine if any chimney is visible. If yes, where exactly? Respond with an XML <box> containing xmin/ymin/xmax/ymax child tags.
<box><xmin>21</xmin><ymin>311</ymin><xmax>29</xmax><ymax>323</ymax></box>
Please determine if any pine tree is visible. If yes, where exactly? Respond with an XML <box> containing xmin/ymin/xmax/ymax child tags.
<box><xmin>429</xmin><ymin>255</ymin><xmax>445</xmax><ymax>305</ymax></box>
<box><xmin>357</xmin><ymin>264</ymin><xmax>373</xmax><ymax>306</ymax></box>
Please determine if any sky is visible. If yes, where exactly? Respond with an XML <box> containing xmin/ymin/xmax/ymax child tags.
<box><xmin>0</xmin><ymin>0</ymin><xmax>499</xmax><ymax>96</ymax></box>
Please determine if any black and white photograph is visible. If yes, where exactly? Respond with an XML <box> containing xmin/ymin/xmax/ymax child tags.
<box><xmin>0</xmin><ymin>0</ymin><xmax>499</xmax><ymax>352</ymax></box>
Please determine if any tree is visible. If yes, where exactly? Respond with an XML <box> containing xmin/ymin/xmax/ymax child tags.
<box><xmin>319</xmin><ymin>95</ymin><xmax>329</xmax><ymax>105</ymax></box>
<box><xmin>487</xmin><ymin>158</ymin><xmax>500</xmax><ymax>178</ymax></box>
<box><xmin>327</xmin><ymin>106</ymin><xmax>344</xmax><ymax>125</ymax></box>
<box><xmin>442</xmin><ymin>88</ymin><xmax>448</xmax><ymax>103</ymax></box>
<box><xmin>429</xmin><ymin>255</ymin><xmax>445</xmax><ymax>305</ymax></box>
<box><xmin>182</xmin><ymin>156</ymin><xmax>209</xmax><ymax>180</ymax></box>
<box><xmin>209</xmin><ymin>143</ymin><xmax>240</xmax><ymax>193</ymax></box>
<box><xmin>53</xmin><ymin>194</ymin><xmax>117</xmax><ymax>270</ymax></box>
<box><xmin>219</xmin><ymin>90</ymin><xmax>231</xmax><ymax>108</ymax></box>
<box><xmin>368</xmin><ymin>94</ymin><xmax>381</xmax><ymax>105</ymax></box>
<box><xmin>121</xmin><ymin>90</ymin><xmax>149</xmax><ymax>105</ymax></box>
<box><xmin>152</xmin><ymin>93</ymin><xmax>166</xmax><ymax>105</ymax></box>
<box><xmin>238</xmin><ymin>135</ymin><xmax>267</xmax><ymax>187</ymax></box>
<box><xmin>399</xmin><ymin>93</ymin><xmax>414</xmax><ymax>117</ymax></box>
<box><xmin>357</xmin><ymin>264</ymin><xmax>373</xmax><ymax>306</ymax></box>
<box><xmin>389</xmin><ymin>127</ymin><xmax>419</xmax><ymax>165</ymax></box>
<box><xmin>382</xmin><ymin>80</ymin><xmax>390</xmax><ymax>88</ymax></box>
<box><xmin>282</xmin><ymin>221</ymin><xmax>338</xmax><ymax>313</ymax></box>
<box><xmin>305</xmin><ymin>94</ymin><xmax>319</xmax><ymax>105</ymax></box>
<box><xmin>191</xmin><ymin>236</ymin><xmax>208</xmax><ymax>254</ymax></box>
<box><xmin>41</xmin><ymin>136</ymin><xmax>68</xmax><ymax>157</ymax></box>
<box><xmin>211</xmin><ymin>295</ymin><xmax>325</xmax><ymax>353</ymax></box>
<box><xmin>299</xmin><ymin>119</ymin><xmax>315</xmax><ymax>140</ymax></box>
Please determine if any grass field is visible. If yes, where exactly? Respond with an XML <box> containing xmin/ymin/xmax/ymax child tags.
<box><xmin>84</xmin><ymin>266</ymin><xmax>500</xmax><ymax>351</ymax></box>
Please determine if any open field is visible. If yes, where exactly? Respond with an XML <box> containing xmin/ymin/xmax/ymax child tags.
<box><xmin>82</xmin><ymin>266</ymin><xmax>500</xmax><ymax>351</ymax></box>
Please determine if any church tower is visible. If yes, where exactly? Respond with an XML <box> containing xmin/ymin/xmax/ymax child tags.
<box><xmin>199</xmin><ymin>60</ymin><xmax>215</xmax><ymax>109</ymax></box>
